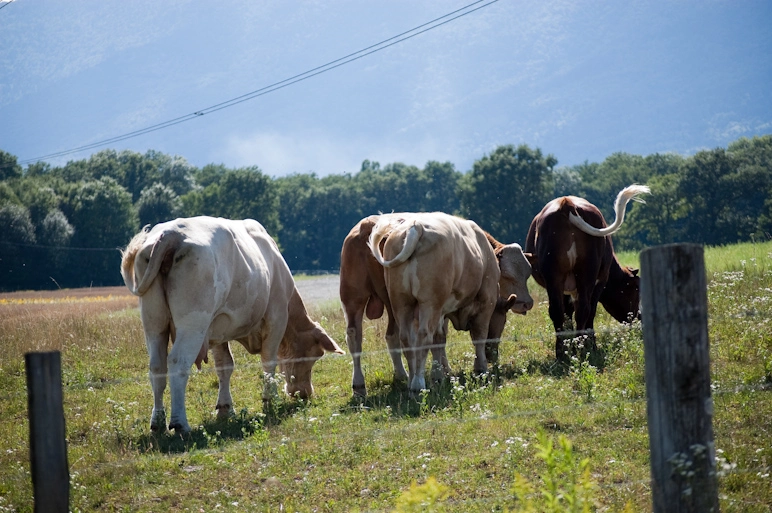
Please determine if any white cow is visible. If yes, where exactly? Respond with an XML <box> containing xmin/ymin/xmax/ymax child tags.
<box><xmin>368</xmin><ymin>212</ymin><xmax>534</xmax><ymax>393</ymax></box>
<box><xmin>121</xmin><ymin>216</ymin><xmax>344</xmax><ymax>433</ymax></box>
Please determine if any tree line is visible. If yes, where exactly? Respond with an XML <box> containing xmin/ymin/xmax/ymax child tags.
<box><xmin>1</xmin><ymin>134</ymin><xmax>770</xmax><ymax>292</ymax></box>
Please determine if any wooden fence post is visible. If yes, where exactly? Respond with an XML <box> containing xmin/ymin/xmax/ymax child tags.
<box><xmin>25</xmin><ymin>351</ymin><xmax>69</xmax><ymax>513</ymax></box>
<box><xmin>640</xmin><ymin>243</ymin><xmax>719</xmax><ymax>512</ymax></box>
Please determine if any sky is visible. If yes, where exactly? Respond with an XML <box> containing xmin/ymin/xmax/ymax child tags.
<box><xmin>1</xmin><ymin>0</ymin><xmax>770</xmax><ymax>178</ymax></box>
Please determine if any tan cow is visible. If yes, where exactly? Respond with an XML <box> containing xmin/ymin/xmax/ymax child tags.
<box><xmin>368</xmin><ymin>212</ymin><xmax>534</xmax><ymax>393</ymax></box>
<box><xmin>121</xmin><ymin>216</ymin><xmax>344</xmax><ymax>433</ymax></box>
<box><xmin>340</xmin><ymin>213</ymin><xmax>450</xmax><ymax>397</ymax></box>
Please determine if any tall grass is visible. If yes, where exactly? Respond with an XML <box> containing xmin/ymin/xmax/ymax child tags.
<box><xmin>0</xmin><ymin>242</ymin><xmax>770</xmax><ymax>512</ymax></box>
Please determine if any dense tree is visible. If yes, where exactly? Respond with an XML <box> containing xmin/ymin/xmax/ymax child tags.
<box><xmin>157</xmin><ymin>155</ymin><xmax>197</xmax><ymax>197</ymax></box>
<box><xmin>553</xmin><ymin>165</ymin><xmax>582</xmax><ymax>197</ymax></box>
<box><xmin>0</xmin><ymin>182</ymin><xmax>19</xmax><ymax>205</ymax></box>
<box><xmin>677</xmin><ymin>148</ymin><xmax>736</xmax><ymax>245</ymax></box>
<box><xmin>25</xmin><ymin>161</ymin><xmax>52</xmax><ymax>177</ymax></box>
<box><xmin>575</xmin><ymin>153</ymin><xmax>650</xmax><ymax>220</ymax></box>
<box><xmin>38</xmin><ymin>209</ymin><xmax>74</xmax><ymax>248</ymax></box>
<box><xmin>275</xmin><ymin>174</ymin><xmax>319</xmax><ymax>266</ymax></box>
<box><xmin>61</xmin><ymin>177</ymin><xmax>138</xmax><ymax>285</ymax></box>
<box><xmin>183</xmin><ymin>167</ymin><xmax>279</xmax><ymax>234</ymax></box>
<box><xmin>86</xmin><ymin>149</ymin><xmax>123</xmax><ymax>183</ymax></box>
<box><xmin>1</xmin><ymin>135</ymin><xmax>771</xmax><ymax>290</ymax></box>
<box><xmin>38</xmin><ymin>209</ymin><xmax>75</xmax><ymax>274</ymax></box>
<box><xmin>137</xmin><ymin>183</ymin><xmax>182</xmax><ymax>227</ymax></box>
<box><xmin>0</xmin><ymin>150</ymin><xmax>23</xmax><ymax>181</ymax></box>
<box><xmin>304</xmin><ymin>181</ymin><xmax>363</xmax><ymax>270</ymax></box>
<box><xmin>15</xmin><ymin>180</ymin><xmax>60</xmax><ymax>226</ymax></box>
<box><xmin>416</xmin><ymin>161</ymin><xmax>462</xmax><ymax>213</ymax></box>
<box><xmin>117</xmin><ymin>150</ymin><xmax>160</xmax><ymax>202</ymax></box>
<box><xmin>0</xmin><ymin>203</ymin><xmax>36</xmax><ymax>245</ymax></box>
<box><xmin>66</xmin><ymin>177</ymin><xmax>137</xmax><ymax>248</ymax></box>
<box><xmin>276</xmin><ymin>173</ymin><xmax>365</xmax><ymax>270</ymax></box>
<box><xmin>458</xmin><ymin>144</ymin><xmax>556</xmax><ymax>243</ymax></box>
<box><xmin>0</xmin><ymin>204</ymin><xmax>37</xmax><ymax>290</ymax></box>
<box><xmin>50</xmin><ymin>159</ymin><xmax>91</xmax><ymax>183</ymax></box>
<box><xmin>729</xmin><ymin>136</ymin><xmax>772</xmax><ymax>238</ymax></box>
<box><xmin>615</xmin><ymin>173</ymin><xmax>686</xmax><ymax>249</ymax></box>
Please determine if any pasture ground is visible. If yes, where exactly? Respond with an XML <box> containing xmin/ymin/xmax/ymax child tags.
<box><xmin>0</xmin><ymin>244</ymin><xmax>770</xmax><ymax>512</ymax></box>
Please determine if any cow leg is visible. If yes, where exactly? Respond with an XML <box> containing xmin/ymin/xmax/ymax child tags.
<box><xmin>563</xmin><ymin>295</ymin><xmax>575</xmax><ymax>330</ymax></box>
<box><xmin>547</xmin><ymin>287</ymin><xmax>571</xmax><ymax>361</ymax></box>
<box><xmin>429</xmin><ymin>319</ymin><xmax>451</xmax><ymax>384</ymax></box>
<box><xmin>410</xmin><ymin>305</ymin><xmax>442</xmax><ymax>393</ymax></box>
<box><xmin>401</xmin><ymin>303</ymin><xmax>427</xmax><ymax>394</ymax></box>
<box><xmin>260</xmin><ymin>308</ymin><xmax>289</xmax><ymax>405</ymax></box>
<box><xmin>139</xmin><ymin>291</ymin><xmax>171</xmax><ymax>432</ymax></box>
<box><xmin>469</xmin><ymin>314</ymin><xmax>492</xmax><ymax>375</ymax></box>
<box><xmin>394</xmin><ymin>303</ymin><xmax>417</xmax><ymax>387</ymax></box>
<box><xmin>166</xmin><ymin>327</ymin><xmax>208</xmax><ymax>433</ymax></box>
<box><xmin>343</xmin><ymin>303</ymin><xmax>368</xmax><ymax>397</ymax></box>
<box><xmin>145</xmin><ymin>332</ymin><xmax>169</xmax><ymax>432</ymax></box>
<box><xmin>385</xmin><ymin>313</ymin><xmax>409</xmax><ymax>383</ymax></box>
<box><xmin>581</xmin><ymin>283</ymin><xmax>606</xmax><ymax>354</ymax></box>
<box><xmin>212</xmin><ymin>342</ymin><xmax>235</xmax><ymax>418</ymax></box>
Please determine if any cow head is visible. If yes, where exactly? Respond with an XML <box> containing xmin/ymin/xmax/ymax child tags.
<box><xmin>600</xmin><ymin>266</ymin><xmax>641</xmax><ymax>323</ymax></box>
<box><xmin>280</xmin><ymin>322</ymin><xmax>344</xmax><ymax>399</ymax></box>
<box><xmin>495</xmin><ymin>243</ymin><xmax>534</xmax><ymax>315</ymax></box>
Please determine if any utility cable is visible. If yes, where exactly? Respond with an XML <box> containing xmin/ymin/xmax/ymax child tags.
<box><xmin>14</xmin><ymin>0</ymin><xmax>500</xmax><ymax>166</ymax></box>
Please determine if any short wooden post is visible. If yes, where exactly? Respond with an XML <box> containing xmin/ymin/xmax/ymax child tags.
<box><xmin>25</xmin><ymin>351</ymin><xmax>69</xmax><ymax>513</ymax></box>
<box><xmin>640</xmin><ymin>244</ymin><xmax>718</xmax><ymax>512</ymax></box>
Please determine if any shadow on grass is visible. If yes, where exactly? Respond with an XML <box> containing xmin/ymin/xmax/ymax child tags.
<box><xmin>132</xmin><ymin>399</ymin><xmax>307</xmax><ymax>454</ymax></box>
<box><xmin>338</xmin><ymin>365</ymin><xmax>541</xmax><ymax>418</ymax></box>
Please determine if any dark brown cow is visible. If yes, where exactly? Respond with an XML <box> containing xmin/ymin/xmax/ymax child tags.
<box><xmin>525</xmin><ymin>185</ymin><xmax>650</xmax><ymax>360</ymax></box>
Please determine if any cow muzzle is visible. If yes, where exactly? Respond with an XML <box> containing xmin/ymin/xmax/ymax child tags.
<box><xmin>511</xmin><ymin>299</ymin><xmax>534</xmax><ymax>315</ymax></box>
<box><xmin>285</xmin><ymin>381</ymin><xmax>313</xmax><ymax>400</ymax></box>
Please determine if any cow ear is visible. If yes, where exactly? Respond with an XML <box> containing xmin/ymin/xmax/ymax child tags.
<box><xmin>318</xmin><ymin>331</ymin><xmax>345</xmax><ymax>354</ymax></box>
<box><xmin>630</xmin><ymin>267</ymin><xmax>639</xmax><ymax>277</ymax></box>
<box><xmin>524</xmin><ymin>252</ymin><xmax>538</xmax><ymax>268</ymax></box>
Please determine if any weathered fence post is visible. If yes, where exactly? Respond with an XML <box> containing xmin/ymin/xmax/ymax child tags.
<box><xmin>640</xmin><ymin>243</ymin><xmax>719</xmax><ymax>512</ymax></box>
<box><xmin>25</xmin><ymin>351</ymin><xmax>69</xmax><ymax>513</ymax></box>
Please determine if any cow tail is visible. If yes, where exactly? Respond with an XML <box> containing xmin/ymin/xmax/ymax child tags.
<box><xmin>569</xmin><ymin>184</ymin><xmax>651</xmax><ymax>237</ymax></box>
<box><xmin>131</xmin><ymin>231</ymin><xmax>183</xmax><ymax>296</ymax></box>
<box><xmin>368</xmin><ymin>219</ymin><xmax>423</xmax><ymax>268</ymax></box>
<box><xmin>120</xmin><ymin>228</ymin><xmax>150</xmax><ymax>296</ymax></box>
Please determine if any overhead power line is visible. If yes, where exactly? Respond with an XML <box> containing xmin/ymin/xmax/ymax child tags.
<box><xmin>16</xmin><ymin>0</ymin><xmax>500</xmax><ymax>166</ymax></box>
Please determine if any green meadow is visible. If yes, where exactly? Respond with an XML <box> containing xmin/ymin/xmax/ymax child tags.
<box><xmin>0</xmin><ymin>242</ymin><xmax>770</xmax><ymax>512</ymax></box>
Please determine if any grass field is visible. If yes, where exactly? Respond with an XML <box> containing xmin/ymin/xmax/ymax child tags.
<box><xmin>0</xmin><ymin>242</ymin><xmax>771</xmax><ymax>512</ymax></box>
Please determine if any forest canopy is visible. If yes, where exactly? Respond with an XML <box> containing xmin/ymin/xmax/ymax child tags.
<box><xmin>1</xmin><ymin>134</ymin><xmax>771</xmax><ymax>291</ymax></box>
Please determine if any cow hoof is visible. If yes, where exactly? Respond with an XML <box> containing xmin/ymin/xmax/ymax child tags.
<box><xmin>150</xmin><ymin>422</ymin><xmax>166</xmax><ymax>433</ymax></box>
<box><xmin>392</xmin><ymin>371</ymin><xmax>409</xmax><ymax>382</ymax></box>
<box><xmin>150</xmin><ymin>409</ymin><xmax>167</xmax><ymax>432</ymax></box>
<box><xmin>168</xmin><ymin>421</ymin><xmax>191</xmax><ymax>434</ymax></box>
<box><xmin>216</xmin><ymin>404</ymin><xmax>234</xmax><ymax>419</ymax></box>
